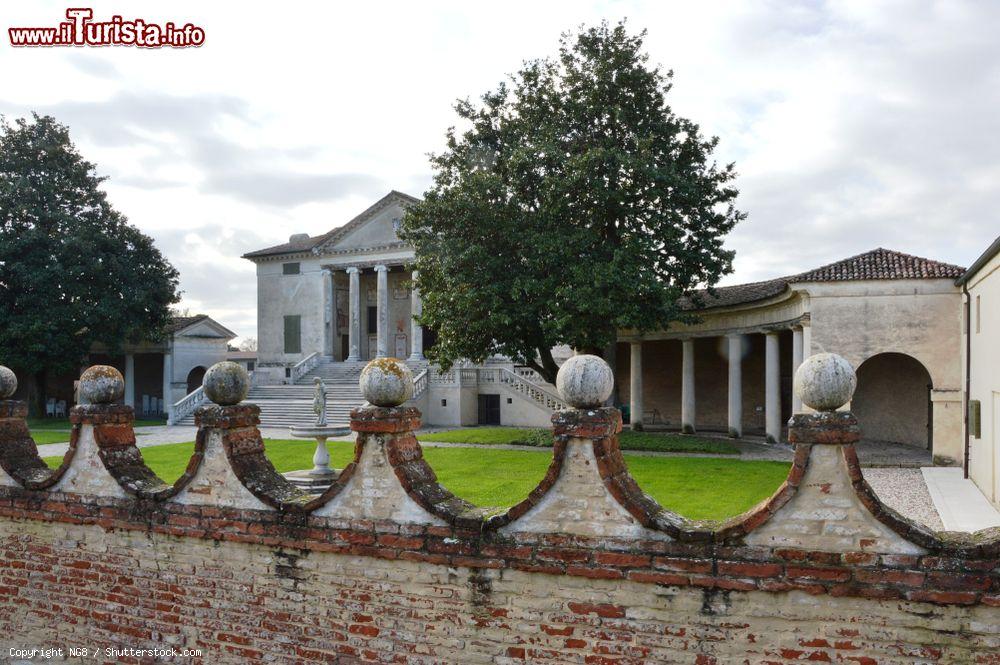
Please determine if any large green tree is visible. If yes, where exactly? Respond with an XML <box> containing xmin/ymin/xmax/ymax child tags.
<box><xmin>0</xmin><ymin>114</ymin><xmax>180</xmax><ymax>409</ymax></box>
<box><xmin>401</xmin><ymin>22</ymin><xmax>745</xmax><ymax>383</ymax></box>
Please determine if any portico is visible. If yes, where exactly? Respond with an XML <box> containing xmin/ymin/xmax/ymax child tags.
<box><xmin>622</xmin><ymin>323</ymin><xmax>806</xmax><ymax>442</ymax></box>
<box><xmin>320</xmin><ymin>262</ymin><xmax>424</xmax><ymax>363</ymax></box>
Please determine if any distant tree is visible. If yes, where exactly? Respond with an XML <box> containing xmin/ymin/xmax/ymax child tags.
<box><xmin>238</xmin><ymin>337</ymin><xmax>257</xmax><ymax>352</ymax></box>
<box><xmin>0</xmin><ymin>114</ymin><xmax>180</xmax><ymax>412</ymax></box>
<box><xmin>401</xmin><ymin>22</ymin><xmax>744</xmax><ymax>383</ymax></box>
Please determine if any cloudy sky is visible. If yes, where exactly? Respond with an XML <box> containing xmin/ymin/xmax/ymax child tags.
<box><xmin>2</xmin><ymin>1</ymin><xmax>997</xmax><ymax>342</ymax></box>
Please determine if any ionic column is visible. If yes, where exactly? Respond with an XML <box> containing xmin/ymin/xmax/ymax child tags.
<box><xmin>791</xmin><ymin>326</ymin><xmax>804</xmax><ymax>413</ymax></box>
<box><xmin>124</xmin><ymin>353</ymin><xmax>135</xmax><ymax>408</ymax></box>
<box><xmin>408</xmin><ymin>269</ymin><xmax>424</xmax><ymax>361</ymax></box>
<box><xmin>681</xmin><ymin>338</ymin><xmax>696</xmax><ymax>434</ymax></box>
<box><xmin>320</xmin><ymin>269</ymin><xmax>333</xmax><ymax>357</ymax></box>
<box><xmin>630</xmin><ymin>341</ymin><xmax>643</xmax><ymax>431</ymax></box>
<box><xmin>346</xmin><ymin>267</ymin><xmax>361</xmax><ymax>362</ymax></box>
<box><xmin>727</xmin><ymin>334</ymin><xmax>743</xmax><ymax>438</ymax></box>
<box><xmin>765</xmin><ymin>332</ymin><xmax>781</xmax><ymax>443</ymax></box>
<box><xmin>375</xmin><ymin>264</ymin><xmax>389</xmax><ymax>358</ymax></box>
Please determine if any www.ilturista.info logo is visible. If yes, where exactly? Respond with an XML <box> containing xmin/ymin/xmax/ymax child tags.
<box><xmin>9</xmin><ymin>8</ymin><xmax>205</xmax><ymax>48</ymax></box>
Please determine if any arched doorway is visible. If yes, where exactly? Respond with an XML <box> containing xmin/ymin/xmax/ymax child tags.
<box><xmin>853</xmin><ymin>353</ymin><xmax>932</xmax><ymax>449</ymax></box>
<box><xmin>186</xmin><ymin>366</ymin><xmax>207</xmax><ymax>395</ymax></box>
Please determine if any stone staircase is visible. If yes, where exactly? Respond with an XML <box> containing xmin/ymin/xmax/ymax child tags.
<box><xmin>173</xmin><ymin>358</ymin><xmax>428</xmax><ymax>429</ymax></box>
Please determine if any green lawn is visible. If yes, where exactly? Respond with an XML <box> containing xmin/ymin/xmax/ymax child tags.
<box><xmin>41</xmin><ymin>439</ymin><xmax>787</xmax><ymax>521</ymax></box>
<box><xmin>417</xmin><ymin>426</ymin><xmax>740</xmax><ymax>455</ymax></box>
<box><xmin>27</xmin><ymin>417</ymin><xmax>162</xmax><ymax>445</ymax></box>
<box><xmin>30</xmin><ymin>430</ymin><xmax>77</xmax><ymax>445</ymax></box>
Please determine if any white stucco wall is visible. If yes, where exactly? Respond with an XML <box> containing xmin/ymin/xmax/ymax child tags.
<box><xmin>256</xmin><ymin>256</ymin><xmax>328</xmax><ymax>368</ymax></box>
<box><xmin>965</xmin><ymin>250</ymin><xmax>1000</xmax><ymax>507</ymax></box>
<box><xmin>801</xmin><ymin>279</ymin><xmax>962</xmax><ymax>389</ymax></box>
<box><xmin>802</xmin><ymin>279</ymin><xmax>964</xmax><ymax>461</ymax></box>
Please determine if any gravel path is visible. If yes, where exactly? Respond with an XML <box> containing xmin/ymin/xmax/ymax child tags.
<box><xmin>862</xmin><ymin>467</ymin><xmax>943</xmax><ymax>530</ymax></box>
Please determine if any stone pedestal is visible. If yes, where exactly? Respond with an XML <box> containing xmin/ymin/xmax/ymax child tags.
<box><xmin>285</xmin><ymin>424</ymin><xmax>350</xmax><ymax>491</ymax></box>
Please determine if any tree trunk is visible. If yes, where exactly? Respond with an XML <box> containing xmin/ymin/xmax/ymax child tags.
<box><xmin>603</xmin><ymin>338</ymin><xmax>618</xmax><ymax>406</ymax></box>
<box><xmin>526</xmin><ymin>346</ymin><xmax>561</xmax><ymax>385</ymax></box>
<box><xmin>25</xmin><ymin>369</ymin><xmax>46</xmax><ymax>418</ymax></box>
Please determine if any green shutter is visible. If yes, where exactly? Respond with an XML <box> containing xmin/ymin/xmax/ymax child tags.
<box><xmin>284</xmin><ymin>315</ymin><xmax>301</xmax><ymax>354</ymax></box>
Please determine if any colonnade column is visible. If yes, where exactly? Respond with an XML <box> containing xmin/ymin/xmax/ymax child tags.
<box><xmin>346</xmin><ymin>267</ymin><xmax>361</xmax><ymax>362</ymax></box>
<box><xmin>124</xmin><ymin>353</ymin><xmax>135</xmax><ymax>408</ymax></box>
<box><xmin>765</xmin><ymin>332</ymin><xmax>781</xmax><ymax>443</ymax></box>
<box><xmin>791</xmin><ymin>326</ymin><xmax>804</xmax><ymax>413</ymax></box>
<box><xmin>162</xmin><ymin>346</ymin><xmax>173</xmax><ymax>422</ymax></box>
<box><xmin>727</xmin><ymin>334</ymin><xmax>743</xmax><ymax>438</ymax></box>
<box><xmin>681</xmin><ymin>338</ymin><xmax>696</xmax><ymax>434</ymax></box>
<box><xmin>408</xmin><ymin>269</ymin><xmax>424</xmax><ymax>361</ymax></box>
<box><xmin>630</xmin><ymin>341</ymin><xmax>643</xmax><ymax>431</ymax></box>
<box><xmin>375</xmin><ymin>264</ymin><xmax>389</xmax><ymax>358</ymax></box>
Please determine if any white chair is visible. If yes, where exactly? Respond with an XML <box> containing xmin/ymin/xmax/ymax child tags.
<box><xmin>45</xmin><ymin>398</ymin><xmax>56</xmax><ymax>418</ymax></box>
<box><xmin>142</xmin><ymin>395</ymin><xmax>151</xmax><ymax>415</ymax></box>
<box><xmin>55</xmin><ymin>401</ymin><xmax>66</xmax><ymax>418</ymax></box>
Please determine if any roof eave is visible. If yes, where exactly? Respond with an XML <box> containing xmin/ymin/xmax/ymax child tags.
<box><xmin>956</xmin><ymin>235</ymin><xmax>1000</xmax><ymax>286</ymax></box>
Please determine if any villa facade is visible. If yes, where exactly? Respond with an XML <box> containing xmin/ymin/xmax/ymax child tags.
<box><xmin>960</xmin><ymin>236</ymin><xmax>1000</xmax><ymax>509</ymax></box>
<box><xmin>244</xmin><ymin>191</ymin><xmax>972</xmax><ymax>464</ymax></box>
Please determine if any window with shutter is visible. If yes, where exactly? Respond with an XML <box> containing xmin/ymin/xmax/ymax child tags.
<box><xmin>284</xmin><ymin>315</ymin><xmax>301</xmax><ymax>353</ymax></box>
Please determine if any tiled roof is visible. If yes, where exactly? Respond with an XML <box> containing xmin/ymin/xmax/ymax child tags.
<box><xmin>166</xmin><ymin>315</ymin><xmax>208</xmax><ymax>333</ymax></box>
<box><xmin>242</xmin><ymin>190</ymin><xmax>420</xmax><ymax>259</ymax></box>
<box><xmin>680</xmin><ymin>278</ymin><xmax>788</xmax><ymax>311</ymax></box>
<box><xmin>791</xmin><ymin>248</ymin><xmax>966</xmax><ymax>282</ymax></box>
<box><xmin>687</xmin><ymin>248</ymin><xmax>965</xmax><ymax>311</ymax></box>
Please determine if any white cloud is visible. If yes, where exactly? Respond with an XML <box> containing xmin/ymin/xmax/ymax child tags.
<box><xmin>1</xmin><ymin>0</ymin><xmax>997</xmax><ymax>341</ymax></box>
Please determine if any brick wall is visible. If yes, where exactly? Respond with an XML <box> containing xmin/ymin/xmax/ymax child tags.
<box><xmin>0</xmin><ymin>398</ymin><xmax>997</xmax><ymax>663</ymax></box>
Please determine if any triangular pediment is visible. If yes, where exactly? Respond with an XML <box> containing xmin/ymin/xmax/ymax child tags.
<box><xmin>313</xmin><ymin>191</ymin><xmax>419</xmax><ymax>255</ymax></box>
<box><xmin>174</xmin><ymin>317</ymin><xmax>236</xmax><ymax>340</ymax></box>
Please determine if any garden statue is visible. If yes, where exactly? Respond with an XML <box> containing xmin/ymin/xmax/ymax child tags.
<box><xmin>287</xmin><ymin>376</ymin><xmax>348</xmax><ymax>491</ymax></box>
<box><xmin>313</xmin><ymin>377</ymin><xmax>327</xmax><ymax>426</ymax></box>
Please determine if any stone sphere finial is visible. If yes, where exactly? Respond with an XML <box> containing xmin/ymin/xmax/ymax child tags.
<box><xmin>203</xmin><ymin>361</ymin><xmax>251</xmax><ymax>406</ymax></box>
<box><xmin>79</xmin><ymin>365</ymin><xmax>125</xmax><ymax>404</ymax></box>
<box><xmin>0</xmin><ymin>366</ymin><xmax>17</xmax><ymax>399</ymax></box>
<box><xmin>359</xmin><ymin>357</ymin><xmax>414</xmax><ymax>407</ymax></box>
<box><xmin>556</xmin><ymin>354</ymin><xmax>614</xmax><ymax>408</ymax></box>
<box><xmin>794</xmin><ymin>353</ymin><xmax>856</xmax><ymax>412</ymax></box>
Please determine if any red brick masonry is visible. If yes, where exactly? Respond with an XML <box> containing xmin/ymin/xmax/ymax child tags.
<box><xmin>0</xmin><ymin>400</ymin><xmax>996</xmax><ymax>663</ymax></box>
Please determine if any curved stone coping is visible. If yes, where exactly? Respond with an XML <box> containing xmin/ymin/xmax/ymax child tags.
<box><xmin>0</xmin><ymin>400</ymin><xmax>78</xmax><ymax>490</ymax></box>
<box><xmin>4</xmin><ymin>399</ymin><xmax>999</xmax><ymax>556</ymax></box>
<box><xmin>485</xmin><ymin>407</ymin><xmax>709</xmax><ymax>540</ymax></box>
<box><xmin>715</xmin><ymin>444</ymin><xmax>811</xmax><ymax>541</ymax></box>
<box><xmin>842</xmin><ymin>445</ymin><xmax>1000</xmax><ymax>557</ymax></box>
<box><xmin>195</xmin><ymin>404</ymin><xmax>314</xmax><ymax>512</ymax></box>
<box><xmin>73</xmin><ymin>404</ymin><xmax>202</xmax><ymax>500</ymax></box>
<box><xmin>320</xmin><ymin>406</ymin><xmax>490</xmax><ymax>527</ymax></box>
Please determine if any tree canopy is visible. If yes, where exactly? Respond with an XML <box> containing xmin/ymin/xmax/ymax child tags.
<box><xmin>0</xmin><ymin>114</ymin><xmax>180</xmax><ymax>391</ymax></box>
<box><xmin>401</xmin><ymin>22</ymin><xmax>745</xmax><ymax>382</ymax></box>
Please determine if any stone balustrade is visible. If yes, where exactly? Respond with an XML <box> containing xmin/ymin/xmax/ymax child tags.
<box><xmin>0</xmin><ymin>354</ymin><xmax>996</xmax><ymax>662</ymax></box>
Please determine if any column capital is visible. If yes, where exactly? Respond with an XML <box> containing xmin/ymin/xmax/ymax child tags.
<box><xmin>345</xmin><ymin>266</ymin><xmax>359</xmax><ymax>275</ymax></box>
<box><xmin>374</xmin><ymin>264</ymin><xmax>388</xmax><ymax>273</ymax></box>
<box><xmin>320</xmin><ymin>268</ymin><xmax>331</xmax><ymax>277</ymax></box>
